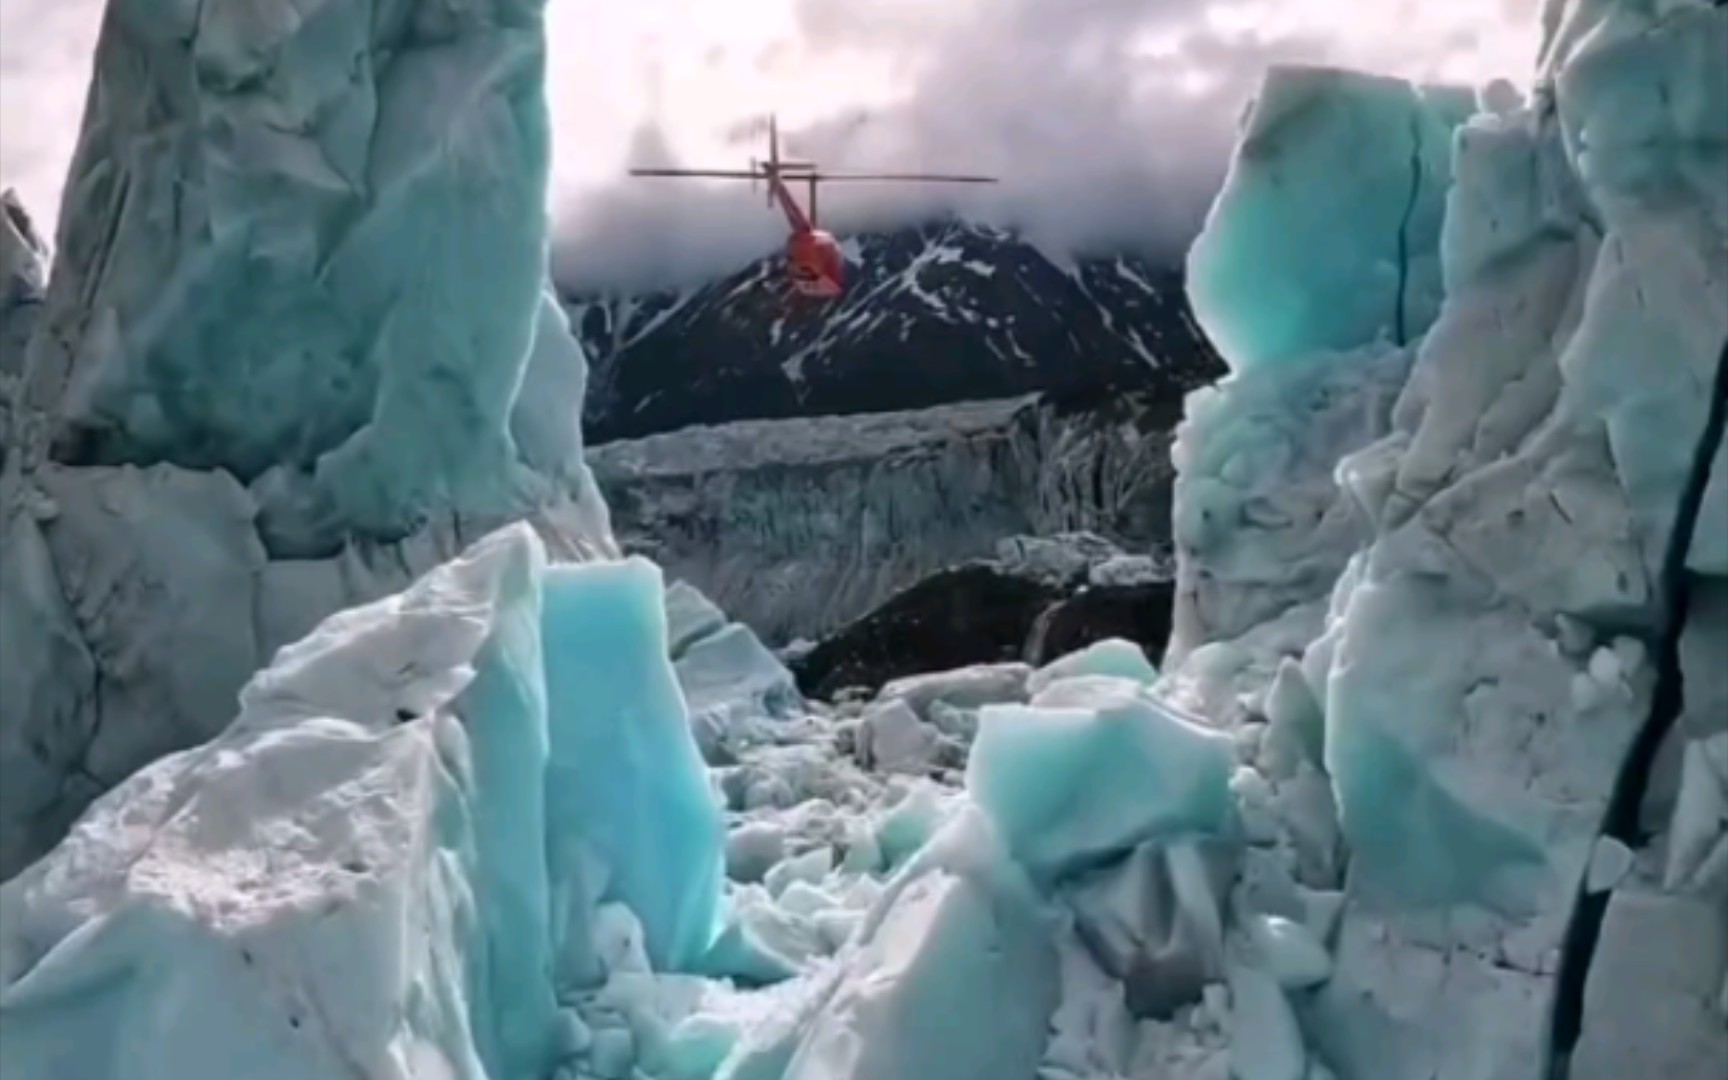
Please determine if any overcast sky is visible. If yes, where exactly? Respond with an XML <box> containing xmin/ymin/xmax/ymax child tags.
<box><xmin>1</xmin><ymin>0</ymin><xmax>1539</xmax><ymax>292</ymax></box>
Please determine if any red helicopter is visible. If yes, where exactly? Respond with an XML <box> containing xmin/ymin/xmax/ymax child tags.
<box><xmin>630</xmin><ymin>115</ymin><xmax>997</xmax><ymax>300</ymax></box>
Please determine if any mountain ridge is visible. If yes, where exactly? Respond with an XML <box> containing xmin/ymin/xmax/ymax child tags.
<box><xmin>563</xmin><ymin>220</ymin><xmax>1223</xmax><ymax>443</ymax></box>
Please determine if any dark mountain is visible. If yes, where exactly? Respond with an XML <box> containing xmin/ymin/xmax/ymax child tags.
<box><xmin>563</xmin><ymin>221</ymin><xmax>1223</xmax><ymax>444</ymax></box>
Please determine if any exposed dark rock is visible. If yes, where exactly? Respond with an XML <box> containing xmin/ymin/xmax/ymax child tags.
<box><xmin>791</xmin><ymin>563</ymin><xmax>1064</xmax><ymax>700</ymax></box>
<box><xmin>1026</xmin><ymin>581</ymin><xmax>1176</xmax><ymax>668</ymax></box>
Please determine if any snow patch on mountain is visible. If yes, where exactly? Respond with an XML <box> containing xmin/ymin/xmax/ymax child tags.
<box><xmin>3</xmin><ymin>4</ymin><xmax>1724</xmax><ymax>1080</ymax></box>
<box><xmin>566</xmin><ymin>221</ymin><xmax>1220</xmax><ymax>443</ymax></box>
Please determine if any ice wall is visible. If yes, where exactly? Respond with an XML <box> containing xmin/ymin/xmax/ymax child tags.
<box><xmin>0</xmin><ymin>524</ymin><xmax>723</xmax><ymax>1080</ymax></box>
<box><xmin>0</xmin><ymin>190</ymin><xmax>46</xmax><ymax>381</ymax></box>
<box><xmin>1171</xmin><ymin>67</ymin><xmax>1477</xmax><ymax>658</ymax></box>
<box><xmin>596</xmin><ymin>393</ymin><xmax>1179</xmax><ymax>643</ymax></box>
<box><xmin>17</xmin><ymin>0</ymin><xmax>608</xmax><ymax>554</ymax></box>
<box><xmin>0</xmin><ymin>0</ymin><xmax>616</xmax><ymax>880</ymax></box>
<box><xmin>1170</xmin><ymin>1</ymin><xmax>1728</xmax><ymax>1076</ymax></box>
<box><xmin>542</xmin><ymin>562</ymin><xmax>728</xmax><ymax>975</ymax></box>
<box><xmin>1187</xmin><ymin>68</ymin><xmax>1475</xmax><ymax>374</ymax></box>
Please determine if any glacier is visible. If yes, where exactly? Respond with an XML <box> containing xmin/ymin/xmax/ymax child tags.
<box><xmin>0</xmin><ymin>189</ymin><xmax>46</xmax><ymax>382</ymax></box>
<box><xmin>592</xmin><ymin>392</ymin><xmax>1180</xmax><ymax>643</ymax></box>
<box><xmin>2</xmin><ymin>0</ymin><xmax>1726</xmax><ymax>1078</ymax></box>
<box><xmin>0</xmin><ymin>527</ymin><xmax>723</xmax><ymax>1080</ymax></box>
<box><xmin>1168</xmin><ymin>1</ymin><xmax>1728</xmax><ymax>1076</ymax></box>
<box><xmin>14</xmin><ymin>0</ymin><xmax>610</xmax><ymax>558</ymax></box>
<box><xmin>0</xmin><ymin>516</ymin><xmax>1243</xmax><ymax>1080</ymax></box>
<box><xmin>1186</xmin><ymin>68</ymin><xmax>1475</xmax><ymax>371</ymax></box>
<box><xmin>0</xmin><ymin>0</ymin><xmax>616</xmax><ymax>877</ymax></box>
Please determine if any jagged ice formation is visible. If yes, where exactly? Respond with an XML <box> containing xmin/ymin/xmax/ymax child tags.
<box><xmin>0</xmin><ymin>190</ymin><xmax>47</xmax><ymax>383</ymax></box>
<box><xmin>2</xmin><ymin>1</ymin><xmax>1726</xmax><ymax>1079</ymax></box>
<box><xmin>1169</xmin><ymin>2</ymin><xmax>1727</xmax><ymax>1076</ymax></box>
<box><xmin>0</xmin><ymin>527</ymin><xmax>724</xmax><ymax>1080</ymax></box>
<box><xmin>15</xmin><ymin>0</ymin><xmax>608</xmax><ymax>555</ymax></box>
<box><xmin>0</xmin><ymin>0</ymin><xmax>614</xmax><ymax>880</ymax></box>
<box><xmin>594</xmin><ymin>392</ymin><xmax>1180</xmax><ymax>643</ymax></box>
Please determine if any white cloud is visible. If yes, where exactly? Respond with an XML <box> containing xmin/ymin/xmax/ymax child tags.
<box><xmin>0</xmin><ymin>0</ymin><xmax>1538</xmax><ymax>291</ymax></box>
<box><xmin>0</xmin><ymin>0</ymin><xmax>103</xmax><ymax>238</ymax></box>
<box><xmin>553</xmin><ymin>0</ymin><xmax>1541</xmax><ymax>290</ymax></box>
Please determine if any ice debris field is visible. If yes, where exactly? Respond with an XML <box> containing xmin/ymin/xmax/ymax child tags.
<box><xmin>1</xmin><ymin>0</ymin><xmax>1726</xmax><ymax>1079</ymax></box>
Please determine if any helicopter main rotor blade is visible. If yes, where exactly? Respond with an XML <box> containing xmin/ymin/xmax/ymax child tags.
<box><xmin>628</xmin><ymin>168</ymin><xmax>997</xmax><ymax>184</ymax></box>
<box><xmin>628</xmin><ymin>168</ymin><xmax>764</xmax><ymax>180</ymax></box>
<box><xmin>808</xmin><ymin>172</ymin><xmax>999</xmax><ymax>184</ymax></box>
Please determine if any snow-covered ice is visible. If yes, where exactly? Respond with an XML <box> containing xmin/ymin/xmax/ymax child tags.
<box><xmin>2</xmin><ymin>0</ymin><xmax>1725</xmax><ymax>1078</ymax></box>
<box><xmin>0</xmin><ymin>526</ymin><xmax>711</xmax><ymax>1080</ymax></box>
<box><xmin>15</xmin><ymin>0</ymin><xmax>610</xmax><ymax>556</ymax></box>
<box><xmin>776</xmin><ymin>824</ymin><xmax>1059</xmax><ymax>1080</ymax></box>
<box><xmin>1171</xmin><ymin>1</ymin><xmax>1728</xmax><ymax>1076</ymax></box>
<box><xmin>1027</xmin><ymin>638</ymin><xmax>1160</xmax><ymax>696</ymax></box>
<box><xmin>0</xmin><ymin>0</ymin><xmax>617</xmax><ymax>876</ymax></box>
<box><xmin>1</xmin><ymin>511</ymin><xmax>1306</xmax><ymax>1080</ymax></box>
<box><xmin>969</xmin><ymin>679</ymin><xmax>1237</xmax><ymax>882</ymax></box>
<box><xmin>676</xmin><ymin>623</ymin><xmax>804</xmax><ymax>762</ymax></box>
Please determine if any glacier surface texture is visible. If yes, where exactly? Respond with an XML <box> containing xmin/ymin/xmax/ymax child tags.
<box><xmin>0</xmin><ymin>526</ymin><xmax>722</xmax><ymax>1080</ymax></box>
<box><xmin>1169</xmin><ymin>2</ymin><xmax>1728</xmax><ymax>1076</ymax></box>
<box><xmin>16</xmin><ymin>0</ymin><xmax>609</xmax><ymax>556</ymax></box>
<box><xmin>1</xmin><ymin>0</ymin><xmax>1726</xmax><ymax>1079</ymax></box>
<box><xmin>592</xmin><ymin>393</ymin><xmax>1181</xmax><ymax>643</ymax></box>
<box><xmin>0</xmin><ymin>0</ymin><xmax>615</xmax><ymax>877</ymax></box>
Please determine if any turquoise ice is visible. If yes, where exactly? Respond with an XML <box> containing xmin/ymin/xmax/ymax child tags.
<box><xmin>0</xmin><ymin>526</ymin><xmax>723</xmax><ymax>1080</ymax></box>
<box><xmin>1187</xmin><ymin>67</ymin><xmax>1473</xmax><ymax>373</ymax></box>
<box><xmin>543</xmin><ymin>560</ymin><xmax>726</xmax><ymax>977</ymax></box>
<box><xmin>19</xmin><ymin>0</ymin><xmax>607</xmax><ymax>554</ymax></box>
<box><xmin>968</xmin><ymin>680</ymin><xmax>1237</xmax><ymax>882</ymax></box>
